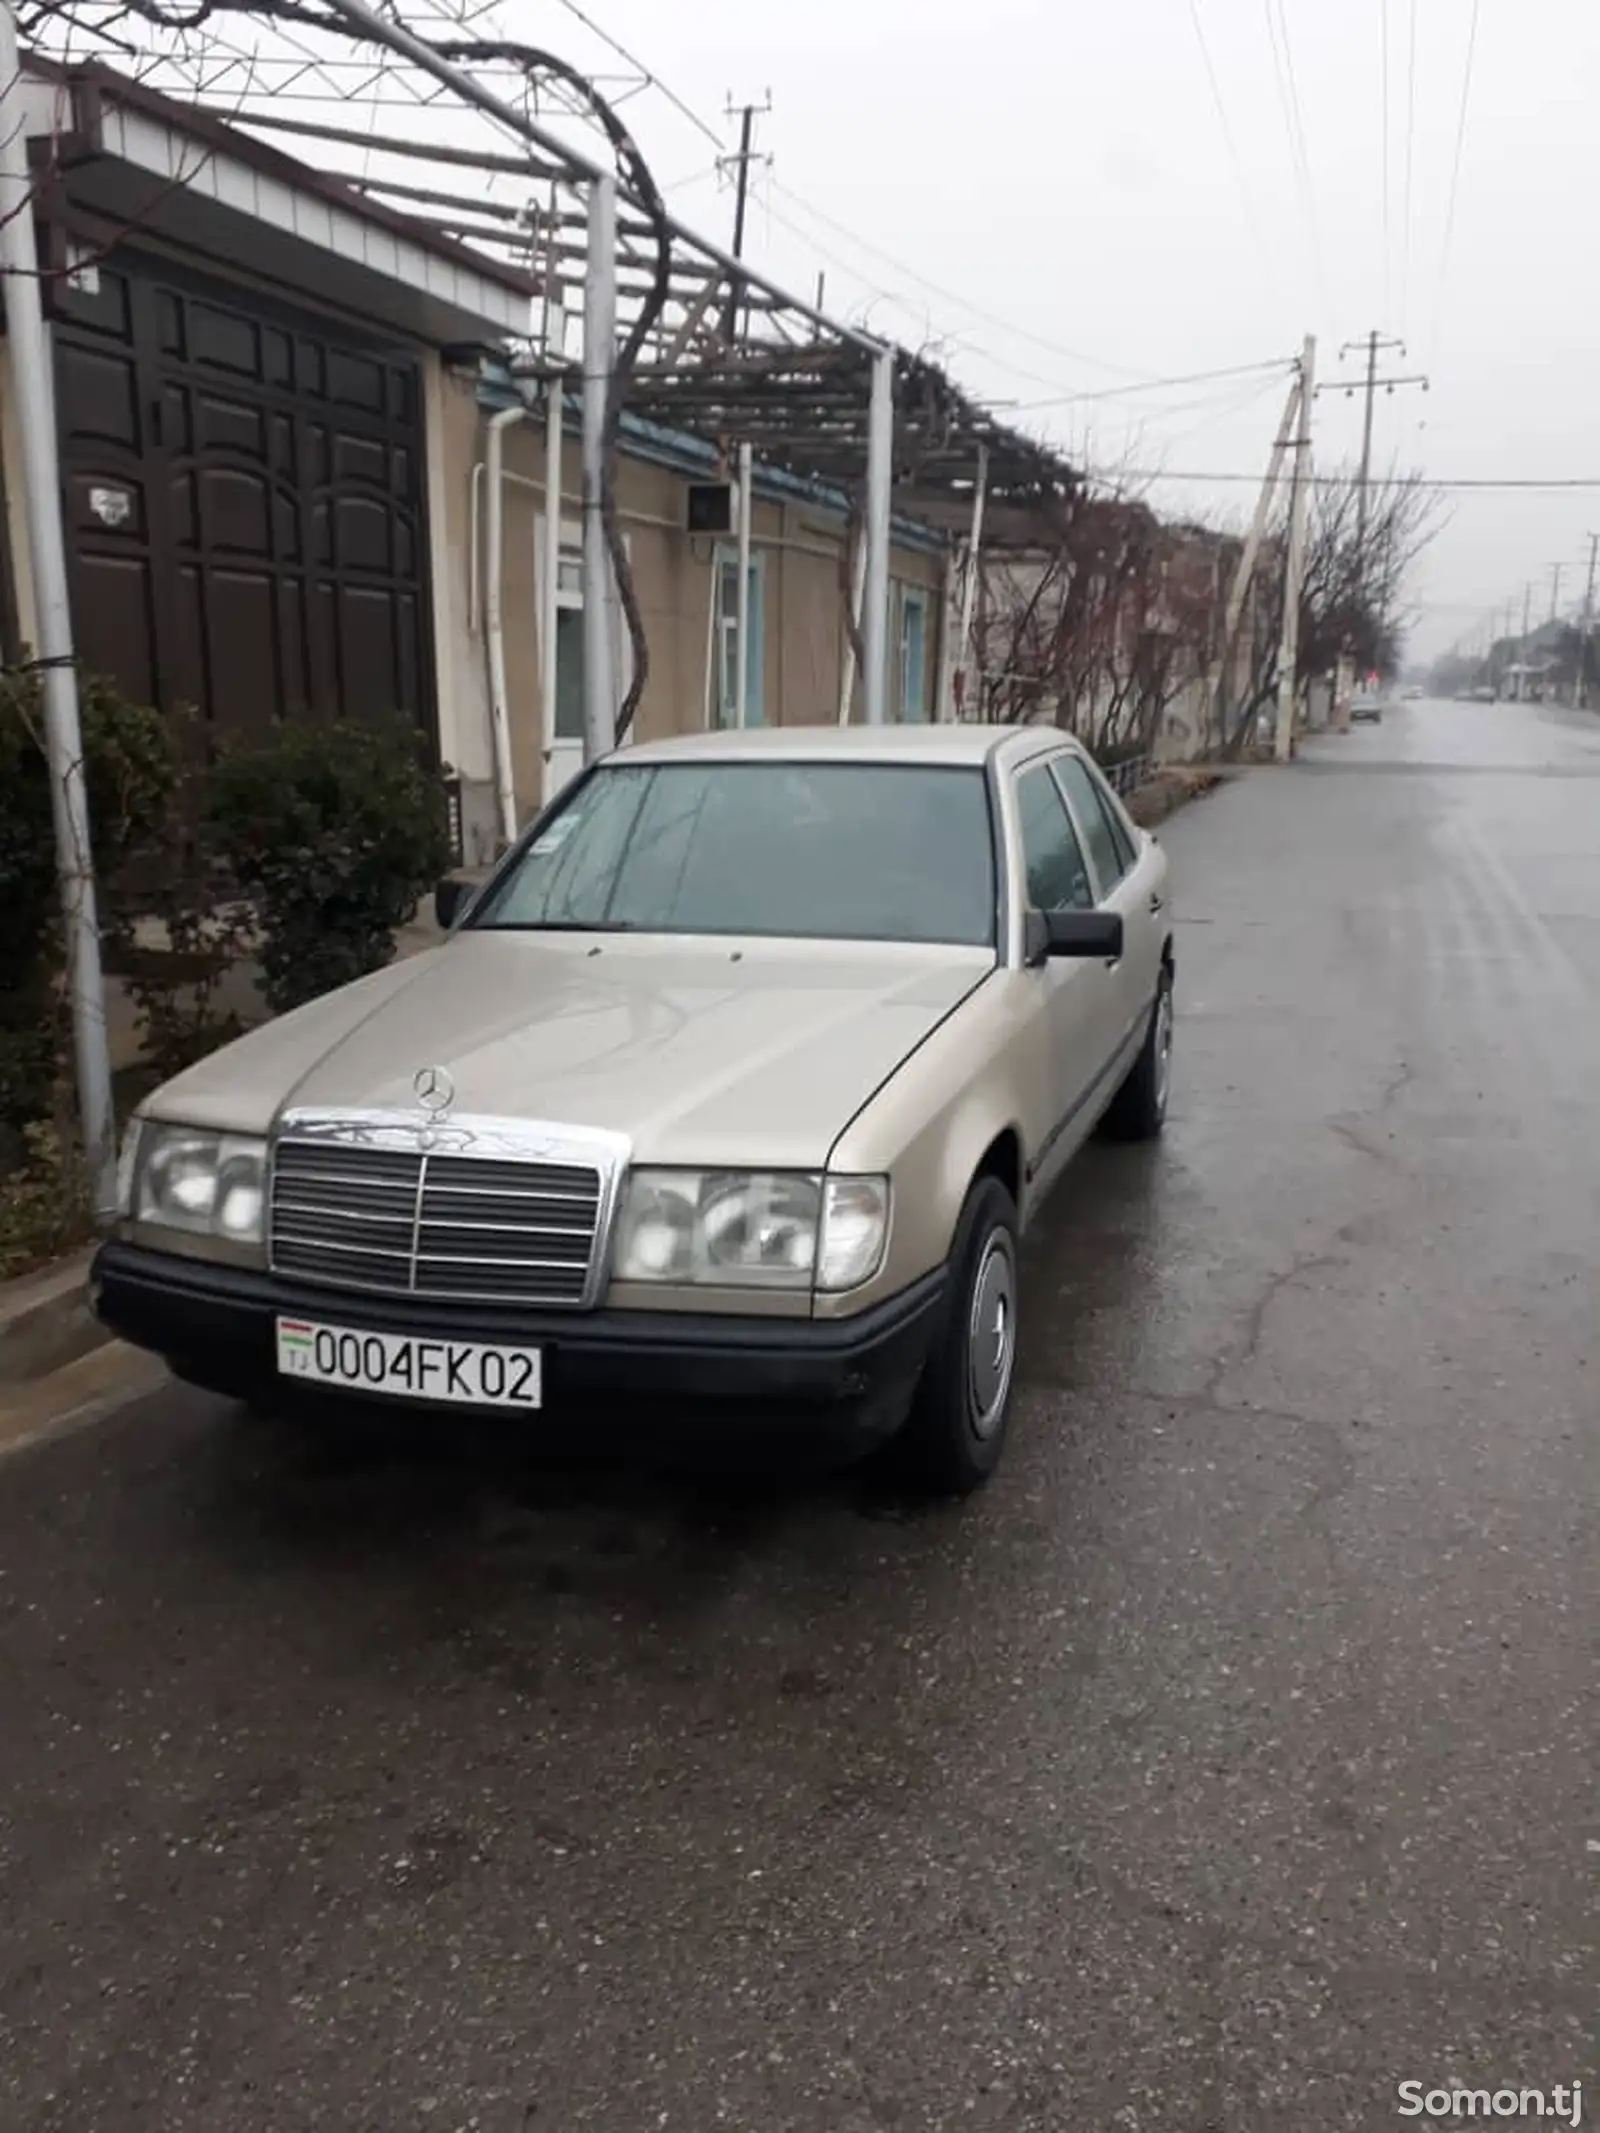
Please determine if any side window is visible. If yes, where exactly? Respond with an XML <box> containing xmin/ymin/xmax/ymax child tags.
<box><xmin>1015</xmin><ymin>764</ymin><xmax>1094</xmax><ymax>914</ymax></box>
<box><xmin>1086</xmin><ymin>759</ymin><xmax>1140</xmax><ymax>876</ymax></box>
<box><xmin>1054</xmin><ymin>754</ymin><xmax>1133</xmax><ymax>896</ymax></box>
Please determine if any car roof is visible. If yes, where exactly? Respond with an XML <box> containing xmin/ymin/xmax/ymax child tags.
<box><xmin>613</xmin><ymin>722</ymin><xmax>1084</xmax><ymax>770</ymax></box>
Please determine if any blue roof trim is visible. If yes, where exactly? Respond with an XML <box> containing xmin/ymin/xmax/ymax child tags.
<box><xmin>473</xmin><ymin>362</ymin><xmax>947</xmax><ymax>556</ymax></box>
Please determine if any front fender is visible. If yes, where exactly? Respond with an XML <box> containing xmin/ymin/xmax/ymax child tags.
<box><xmin>818</xmin><ymin>973</ymin><xmax>1044</xmax><ymax>1318</ymax></box>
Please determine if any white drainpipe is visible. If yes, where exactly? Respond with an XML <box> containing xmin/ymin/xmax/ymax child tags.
<box><xmin>484</xmin><ymin>402</ymin><xmax>525</xmax><ymax>848</ymax></box>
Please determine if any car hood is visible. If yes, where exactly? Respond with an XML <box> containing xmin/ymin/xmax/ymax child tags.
<box><xmin>146</xmin><ymin>933</ymin><xmax>993</xmax><ymax>1168</ymax></box>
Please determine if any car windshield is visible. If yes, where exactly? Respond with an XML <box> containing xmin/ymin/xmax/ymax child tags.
<box><xmin>468</xmin><ymin>759</ymin><xmax>997</xmax><ymax>947</ymax></box>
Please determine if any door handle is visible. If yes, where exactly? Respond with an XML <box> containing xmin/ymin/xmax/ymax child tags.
<box><xmin>1148</xmin><ymin>892</ymin><xmax>1164</xmax><ymax>915</ymax></box>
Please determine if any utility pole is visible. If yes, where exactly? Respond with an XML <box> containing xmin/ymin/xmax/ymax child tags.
<box><xmin>1211</xmin><ymin>366</ymin><xmax>1302</xmax><ymax>744</ymax></box>
<box><xmin>1274</xmin><ymin>334</ymin><xmax>1316</xmax><ymax>764</ymax></box>
<box><xmin>719</xmin><ymin>92</ymin><xmax>771</xmax><ymax>343</ymax></box>
<box><xmin>1325</xmin><ymin>332</ymin><xmax>1428</xmax><ymax>619</ymax></box>
<box><xmin>0</xmin><ymin>4</ymin><xmax>116</xmax><ymax>1216</ymax></box>
<box><xmin>1577</xmin><ymin>534</ymin><xmax>1599</xmax><ymax>710</ymax></box>
<box><xmin>1548</xmin><ymin>561</ymin><xmax>1564</xmax><ymax>624</ymax></box>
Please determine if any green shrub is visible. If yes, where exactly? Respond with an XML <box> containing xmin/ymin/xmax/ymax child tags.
<box><xmin>0</xmin><ymin>669</ymin><xmax>174</xmax><ymax>1133</ymax></box>
<box><xmin>0</xmin><ymin>1121</ymin><xmax>93</xmax><ymax>1281</ymax></box>
<box><xmin>207</xmin><ymin>719</ymin><xmax>451</xmax><ymax>1015</ymax></box>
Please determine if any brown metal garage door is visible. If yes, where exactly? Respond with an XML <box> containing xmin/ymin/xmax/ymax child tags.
<box><xmin>52</xmin><ymin>252</ymin><xmax>432</xmax><ymax>746</ymax></box>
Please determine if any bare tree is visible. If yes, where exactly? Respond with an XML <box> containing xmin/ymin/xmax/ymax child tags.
<box><xmin>971</xmin><ymin>497</ymin><xmax>1229</xmax><ymax>763</ymax></box>
<box><xmin>1222</xmin><ymin>467</ymin><xmax>1443</xmax><ymax>753</ymax></box>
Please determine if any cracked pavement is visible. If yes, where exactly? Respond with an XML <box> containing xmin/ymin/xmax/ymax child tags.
<box><xmin>1</xmin><ymin>700</ymin><xmax>1595</xmax><ymax>2130</ymax></box>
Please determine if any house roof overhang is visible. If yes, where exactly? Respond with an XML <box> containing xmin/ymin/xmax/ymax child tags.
<box><xmin>18</xmin><ymin>57</ymin><xmax>535</xmax><ymax>345</ymax></box>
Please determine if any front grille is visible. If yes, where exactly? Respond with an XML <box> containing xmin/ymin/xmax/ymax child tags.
<box><xmin>269</xmin><ymin>1139</ymin><xmax>603</xmax><ymax>1305</ymax></box>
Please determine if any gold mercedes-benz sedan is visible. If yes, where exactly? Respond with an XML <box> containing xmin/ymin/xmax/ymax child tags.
<box><xmin>93</xmin><ymin>723</ymin><xmax>1173</xmax><ymax>1492</ymax></box>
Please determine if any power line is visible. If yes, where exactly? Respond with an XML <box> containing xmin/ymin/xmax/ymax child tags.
<box><xmin>1430</xmin><ymin>0</ymin><xmax>1483</xmax><ymax>363</ymax></box>
<box><xmin>1008</xmin><ymin>357</ymin><xmax>1296</xmax><ymax>411</ymax></box>
<box><xmin>1184</xmin><ymin>0</ymin><xmax>1283</xmax><ymax>298</ymax></box>
<box><xmin>1091</xmin><ymin>471</ymin><xmax>1600</xmax><ymax>492</ymax></box>
<box><xmin>1379</xmin><ymin>0</ymin><xmax>1392</xmax><ymax>316</ymax></box>
<box><xmin>763</xmin><ymin>176</ymin><xmax>1156</xmax><ymax>381</ymax></box>
<box><xmin>1261</xmin><ymin>0</ymin><xmax>1327</xmax><ymax>314</ymax></box>
<box><xmin>1400</xmin><ymin>0</ymin><xmax>1417</xmax><ymax>325</ymax></box>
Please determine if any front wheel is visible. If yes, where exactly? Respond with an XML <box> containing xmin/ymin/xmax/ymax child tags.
<box><xmin>1101</xmin><ymin>966</ymin><xmax>1173</xmax><ymax>1141</ymax></box>
<box><xmin>893</xmin><ymin>1175</ymin><xmax>1020</xmax><ymax>1495</ymax></box>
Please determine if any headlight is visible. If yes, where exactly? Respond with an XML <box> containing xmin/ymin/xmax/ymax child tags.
<box><xmin>613</xmin><ymin>1171</ymin><xmax>890</xmax><ymax>1292</ymax></box>
<box><xmin>133</xmin><ymin>1123</ymin><xmax>268</xmax><ymax>1244</ymax></box>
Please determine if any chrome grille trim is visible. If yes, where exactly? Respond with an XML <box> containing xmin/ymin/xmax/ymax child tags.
<box><xmin>267</xmin><ymin>1109</ymin><xmax>630</xmax><ymax>1309</ymax></box>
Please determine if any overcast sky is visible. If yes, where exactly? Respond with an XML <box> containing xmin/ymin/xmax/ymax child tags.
<box><xmin>533</xmin><ymin>0</ymin><xmax>1596</xmax><ymax>664</ymax></box>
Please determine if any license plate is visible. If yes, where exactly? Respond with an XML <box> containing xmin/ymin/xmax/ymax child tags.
<box><xmin>275</xmin><ymin>1318</ymin><xmax>542</xmax><ymax>1410</ymax></box>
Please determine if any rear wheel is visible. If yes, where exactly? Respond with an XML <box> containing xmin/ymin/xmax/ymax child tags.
<box><xmin>893</xmin><ymin>1175</ymin><xmax>1020</xmax><ymax>1495</ymax></box>
<box><xmin>1101</xmin><ymin>965</ymin><xmax>1173</xmax><ymax>1141</ymax></box>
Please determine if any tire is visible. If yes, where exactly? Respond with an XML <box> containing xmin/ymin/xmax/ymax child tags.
<box><xmin>893</xmin><ymin>1175</ymin><xmax>1020</xmax><ymax>1495</ymax></box>
<box><xmin>1101</xmin><ymin>964</ymin><xmax>1173</xmax><ymax>1142</ymax></box>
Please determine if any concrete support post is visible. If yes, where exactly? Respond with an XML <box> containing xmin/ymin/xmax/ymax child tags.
<box><xmin>861</xmin><ymin>346</ymin><xmax>894</xmax><ymax>724</ymax></box>
<box><xmin>581</xmin><ymin>172</ymin><xmax>617</xmax><ymax>763</ymax></box>
<box><xmin>1274</xmin><ymin>335</ymin><xmax>1316</xmax><ymax>764</ymax></box>
<box><xmin>735</xmin><ymin>441</ymin><xmax>753</xmax><ymax>727</ymax></box>
<box><xmin>0</xmin><ymin>8</ymin><xmax>116</xmax><ymax>1216</ymax></box>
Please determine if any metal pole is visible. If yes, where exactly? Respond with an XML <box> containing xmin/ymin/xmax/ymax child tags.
<box><xmin>0</xmin><ymin>10</ymin><xmax>115</xmax><ymax>1216</ymax></box>
<box><xmin>837</xmin><ymin>524</ymin><xmax>866</xmax><ymax>724</ymax></box>
<box><xmin>933</xmin><ymin>544</ymin><xmax>958</xmax><ymax>724</ymax></box>
<box><xmin>721</xmin><ymin>100</ymin><xmax>756</xmax><ymax>344</ymax></box>
<box><xmin>540</xmin><ymin>372</ymin><xmax>564</xmax><ymax>794</ymax></box>
<box><xmin>734</xmin><ymin>441</ymin><xmax>752</xmax><ymax>727</ymax></box>
<box><xmin>1274</xmin><ymin>335</ymin><xmax>1316</xmax><ymax>764</ymax></box>
<box><xmin>952</xmin><ymin>444</ymin><xmax>988</xmax><ymax>721</ymax></box>
<box><xmin>1355</xmin><ymin>329</ymin><xmax>1378</xmax><ymax>560</ymax></box>
<box><xmin>1577</xmin><ymin>534</ymin><xmax>1598</xmax><ymax>711</ymax></box>
<box><xmin>861</xmin><ymin>345</ymin><xmax>894</xmax><ymax>725</ymax></box>
<box><xmin>580</xmin><ymin>171</ymin><xmax>616</xmax><ymax>763</ymax></box>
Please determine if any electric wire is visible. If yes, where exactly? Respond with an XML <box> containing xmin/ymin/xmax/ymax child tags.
<box><xmin>1085</xmin><ymin>471</ymin><xmax>1600</xmax><ymax>493</ymax></box>
<box><xmin>1429</xmin><ymin>0</ymin><xmax>1483</xmax><ymax>365</ymax></box>
<box><xmin>1261</xmin><ymin>0</ymin><xmax>1329</xmax><ymax>319</ymax></box>
<box><xmin>1378</xmin><ymin>0</ymin><xmax>1392</xmax><ymax>317</ymax></box>
<box><xmin>1400</xmin><ymin>0</ymin><xmax>1417</xmax><ymax>327</ymax></box>
<box><xmin>1184</xmin><ymin>0</ymin><xmax>1283</xmax><ymax>298</ymax></box>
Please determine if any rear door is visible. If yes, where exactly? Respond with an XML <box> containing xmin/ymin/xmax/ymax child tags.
<box><xmin>1012</xmin><ymin>760</ymin><xmax>1121</xmax><ymax>1194</ymax></box>
<box><xmin>1051</xmin><ymin>751</ymin><xmax>1166</xmax><ymax>1063</ymax></box>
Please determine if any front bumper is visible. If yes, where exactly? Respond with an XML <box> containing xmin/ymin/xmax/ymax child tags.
<box><xmin>90</xmin><ymin>1241</ymin><xmax>946</xmax><ymax>1441</ymax></box>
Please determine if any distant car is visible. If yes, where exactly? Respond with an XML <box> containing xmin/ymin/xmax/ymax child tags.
<box><xmin>1350</xmin><ymin>692</ymin><xmax>1383</xmax><ymax>723</ymax></box>
<box><xmin>1402</xmin><ymin>685</ymin><xmax>1423</xmax><ymax>700</ymax></box>
<box><xmin>93</xmin><ymin>724</ymin><xmax>1176</xmax><ymax>1496</ymax></box>
<box><xmin>1468</xmin><ymin>685</ymin><xmax>1496</xmax><ymax>702</ymax></box>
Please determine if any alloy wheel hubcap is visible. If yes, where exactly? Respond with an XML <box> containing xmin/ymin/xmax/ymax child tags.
<box><xmin>967</xmin><ymin>1230</ymin><xmax>1016</xmax><ymax>1438</ymax></box>
<box><xmin>1153</xmin><ymin>986</ymin><xmax>1173</xmax><ymax>1116</ymax></box>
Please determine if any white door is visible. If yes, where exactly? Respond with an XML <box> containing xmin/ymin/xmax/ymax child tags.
<box><xmin>535</xmin><ymin>514</ymin><xmax>585</xmax><ymax>806</ymax></box>
<box><xmin>535</xmin><ymin>519</ymin><xmax>636</xmax><ymax>806</ymax></box>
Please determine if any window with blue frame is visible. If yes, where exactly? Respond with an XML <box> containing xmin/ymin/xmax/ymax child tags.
<box><xmin>712</xmin><ymin>547</ymin><xmax>766</xmax><ymax>726</ymax></box>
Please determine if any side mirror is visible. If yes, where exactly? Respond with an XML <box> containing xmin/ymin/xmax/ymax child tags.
<box><xmin>434</xmin><ymin>875</ymin><xmax>476</xmax><ymax>930</ymax></box>
<box><xmin>1038</xmin><ymin>908</ymin><xmax>1123</xmax><ymax>960</ymax></box>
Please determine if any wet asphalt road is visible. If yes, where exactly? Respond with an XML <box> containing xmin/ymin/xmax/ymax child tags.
<box><xmin>2</xmin><ymin>699</ymin><xmax>1595</xmax><ymax>2132</ymax></box>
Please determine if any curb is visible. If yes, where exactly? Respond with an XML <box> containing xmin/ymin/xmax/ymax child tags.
<box><xmin>1126</xmin><ymin>768</ymin><xmax>1227</xmax><ymax>830</ymax></box>
<box><xmin>0</xmin><ymin>1247</ymin><xmax>108</xmax><ymax>1390</ymax></box>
